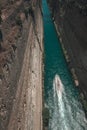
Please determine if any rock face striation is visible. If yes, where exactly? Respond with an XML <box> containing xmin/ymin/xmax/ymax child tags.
<box><xmin>0</xmin><ymin>0</ymin><xmax>43</xmax><ymax>130</ymax></box>
<box><xmin>48</xmin><ymin>0</ymin><xmax>87</xmax><ymax>107</ymax></box>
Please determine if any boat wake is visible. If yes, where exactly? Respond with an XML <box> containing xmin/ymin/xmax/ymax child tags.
<box><xmin>51</xmin><ymin>74</ymin><xmax>69</xmax><ymax>130</ymax></box>
<box><xmin>49</xmin><ymin>74</ymin><xmax>87</xmax><ymax>130</ymax></box>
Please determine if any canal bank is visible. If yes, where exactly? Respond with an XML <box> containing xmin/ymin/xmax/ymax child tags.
<box><xmin>47</xmin><ymin>0</ymin><xmax>87</xmax><ymax>115</ymax></box>
<box><xmin>47</xmin><ymin>1</ymin><xmax>87</xmax><ymax>117</ymax></box>
<box><xmin>53</xmin><ymin>22</ymin><xmax>87</xmax><ymax>117</ymax></box>
<box><xmin>54</xmin><ymin>22</ymin><xmax>80</xmax><ymax>87</ymax></box>
<box><xmin>42</xmin><ymin>0</ymin><xmax>87</xmax><ymax>130</ymax></box>
<box><xmin>7</xmin><ymin>4</ymin><xmax>43</xmax><ymax>130</ymax></box>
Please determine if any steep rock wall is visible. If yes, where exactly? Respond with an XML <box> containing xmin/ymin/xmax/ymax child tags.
<box><xmin>0</xmin><ymin>1</ymin><xmax>43</xmax><ymax>130</ymax></box>
<box><xmin>48</xmin><ymin>0</ymin><xmax>87</xmax><ymax>103</ymax></box>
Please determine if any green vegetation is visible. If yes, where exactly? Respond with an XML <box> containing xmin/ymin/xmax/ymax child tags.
<box><xmin>43</xmin><ymin>107</ymin><xmax>49</xmax><ymax>127</ymax></box>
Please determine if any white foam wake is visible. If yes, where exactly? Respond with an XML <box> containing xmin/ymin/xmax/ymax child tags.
<box><xmin>51</xmin><ymin>74</ymin><xmax>69</xmax><ymax>130</ymax></box>
<box><xmin>50</xmin><ymin>74</ymin><xmax>87</xmax><ymax>130</ymax></box>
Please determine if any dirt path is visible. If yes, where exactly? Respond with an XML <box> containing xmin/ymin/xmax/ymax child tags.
<box><xmin>7</xmin><ymin>8</ymin><xmax>43</xmax><ymax>130</ymax></box>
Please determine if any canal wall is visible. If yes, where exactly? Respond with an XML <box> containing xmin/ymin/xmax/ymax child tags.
<box><xmin>0</xmin><ymin>13</ymin><xmax>30</xmax><ymax>130</ymax></box>
<box><xmin>54</xmin><ymin>21</ymin><xmax>79</xmax><ymax>87</ymax></box>
<box><xmin>48</xmin><ymin>0</ymin><xmax>87</xmax><ymax>114</ymax></box>
<box><xmin>7</xmin><ymin>4</ymin><xmax>43</xmax><ymax>130</ymax></box>
<box><xmin>0</xmin><ymin>1</ymin><xmax>43</xmax><ymax>130</ymax></box>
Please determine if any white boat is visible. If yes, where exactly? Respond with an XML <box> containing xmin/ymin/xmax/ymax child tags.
<box><xmin>53</xmin><ymin>74</ymin><xmax>63</xmax><ymax>93</ymax></box>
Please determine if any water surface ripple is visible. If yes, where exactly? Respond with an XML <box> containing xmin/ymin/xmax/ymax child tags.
<box><xmin>42</xmin><ymin>0</ymin><xmax>87</xmax><ymax>130</ymax></box>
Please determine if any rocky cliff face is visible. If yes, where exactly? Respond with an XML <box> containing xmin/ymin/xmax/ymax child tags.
<box><xmin>48</xmin><ymin>0</ymin><xmax>87</xmax><ymax>109</ymax></box>
<box><xmin>0</xmin><ymin>0</ymin><xmax>43</xmax><ymax>130</ymax></box>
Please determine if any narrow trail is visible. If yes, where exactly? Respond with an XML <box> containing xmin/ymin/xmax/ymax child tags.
<box><xmin>8</xmin><ymin>7</ymin><xmax>43</xmax><ymax>130</ymax></box>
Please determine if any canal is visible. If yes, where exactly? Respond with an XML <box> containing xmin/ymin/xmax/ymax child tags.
<box><xmin>42</xmin><ymin>0</ymin><xmax>87</xmax><ymax>130</ymax></box>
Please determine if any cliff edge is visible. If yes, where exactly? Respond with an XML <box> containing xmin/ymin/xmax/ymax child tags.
<box><xmin>48</xmin><ymin>0</ymin><xmax>87</xmax><ymax>111</ymax></box>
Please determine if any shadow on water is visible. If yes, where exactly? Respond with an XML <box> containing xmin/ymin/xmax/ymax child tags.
<box><xmin>42</xmin><ymin>0</ymin><xmax>87</xmax><ymax>130</ymax></box>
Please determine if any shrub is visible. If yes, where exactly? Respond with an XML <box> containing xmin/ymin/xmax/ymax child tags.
<box><xmin>0</xmin><ymin>8</ymin><xmax>1</xmax><ymax>15</ymax></box>
<box><xmin>43</xmin><ymin>107</ymin><xmax>49</xmax><ymax>127</ymax></box>
<box><xmin>15</xmin><ymin>16</ymin><xmax>22</xmax><ymax>28</ymax></box>
<box><xmin>24</xmin><ymin>8</ymin><xmax>28</xmax><ymax>19</ymax></box>
<box><xmin>0</xmin><ymin>29</ymin><xmax>3</xmax><ymax>41</ymax></box>
<box><xmin>0</xmin><ymin>7</ymin><xmax>2</xmax><ymax>24</ymax></box>
<box><xmin>0</xmin><ymin>16</ymin><xmax>2</xmax><ymax>24</ymax></box>
<box><xmin>28</xmin><ymin>7</ymin><xmax>34</xmax><ymax>18</ymax></box>
<box><xmin>0</xmin><ymin>29</ymin><xmax>3</xmax><ymax>50</ymax></box>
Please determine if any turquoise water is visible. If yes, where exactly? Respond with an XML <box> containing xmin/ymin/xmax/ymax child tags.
<box><xmin>42</xmin><ymin>0</ymin><xmax>87</xmax><ymax>130</ymax></box>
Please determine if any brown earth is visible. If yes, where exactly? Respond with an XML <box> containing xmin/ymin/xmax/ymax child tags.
<box><xmin>0</xmin><ymin>0</ymin><xmax>43</xmax><ymax>130</ymax></box>
<box><xmin>7</xmin><ymin>5</ymin><xmax>43</xmax><ymax>130</ymax></box>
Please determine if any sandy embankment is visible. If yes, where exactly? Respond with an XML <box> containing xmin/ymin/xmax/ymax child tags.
<box><xmin>7</xmin><ymin>7</ymin><xmax>43</xmax><ymax>130</ymax></box>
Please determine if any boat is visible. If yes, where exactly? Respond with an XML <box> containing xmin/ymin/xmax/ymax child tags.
<box><xmin>53</xmin><ymin>74</ymin><xmax>63</xmax><ymax>93</ymax></box>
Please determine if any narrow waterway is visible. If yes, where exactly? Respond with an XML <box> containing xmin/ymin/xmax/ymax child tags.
<box><xmin>42</xmin><ymin>0</ymin><xmax>87</xmax><ymax>130</ymax></box>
